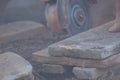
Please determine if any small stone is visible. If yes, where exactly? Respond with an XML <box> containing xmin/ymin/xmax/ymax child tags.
<box><xmin>41</xmin><ymin>64</ymin><xmax>66</xmax><ymax>74</ymax></box>
<box><xmin>0</xmin><ymin>52</ymin><xmax>34</xmax><ymax>80</ymax></box>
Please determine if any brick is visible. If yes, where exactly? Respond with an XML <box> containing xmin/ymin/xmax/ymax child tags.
<box><xmin>41</xmin><ymin>64</ymin><xmax>66</xmax><ymax>74</ymax></box>
<box><xmin>0</xmin><ymin>52</ymin><xmax>34</xmax><ymax>80</ymax></box>
<box><xmin>32</xmin><ymin>48</ymin><xmax>120</xmax><ymax>68</ymax></box>
<box><xmin>48</xmin><ymin>21</ymin><xmax>120</xmax><ymax>60</ymax></box>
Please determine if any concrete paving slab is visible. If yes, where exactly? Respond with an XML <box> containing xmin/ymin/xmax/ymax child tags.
<box><xmin>0</xmin><ymin>21</ymin><xmax>47</xmax><ymax>43</ymax></box>
<box><xmin>32</xmin><ymin>48</ymin><xmax>120</xmax><ymax>68</ymax></box>
<box><xmin>0</xmin><ymin>52</ymin><xmax>34</xmax><ymax>80</ymax></box>
<box><xmin>48</xmin><ymin>21</ymin><xmax>120</xmax><ymax>59</ymax></box>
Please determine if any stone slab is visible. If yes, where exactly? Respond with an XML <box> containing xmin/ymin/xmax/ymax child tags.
<box><xmin>73</xmin><ymin>67</ymin><xmax>101</xmax><ymax>80</ymax></box>
<box><xmin>41</xmin><ymin>64</ymin><xmax>66</xmax><ymax>74</ymax></box>
<box><xmin>48</xmin><ymin>21</ymin><xmax>120</xmax><ymax>59</ymax></box>
<box><xmin>73</xmin><ymin>64</ymin><xmax>120</xmax><ymax>80</ymax></box>
<box><xmin>32</xmin><ymin>48</ymin><xmax>120</xmax><ymax>68</ymax></box>
<box><xmin>0</xmin><ymin>21</ymin><xmax>48</xmax><ymax>43</ymax></box>
<box><xmin>0</xmin><ymin>52</ymin><xmax>34</xmax><ymax>80</ymax></box>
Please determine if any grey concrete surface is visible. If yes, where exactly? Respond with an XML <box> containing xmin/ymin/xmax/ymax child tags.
<box><xmin>48</xmin><ymin>21</ymin><xmax>120</xmax><ymax>59</ymax></box>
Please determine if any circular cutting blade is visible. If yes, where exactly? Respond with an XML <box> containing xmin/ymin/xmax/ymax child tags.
<box><xmin>57</xmin><ymin>0</ymin><xmax>91</xmax><ymax>35</ymax></box>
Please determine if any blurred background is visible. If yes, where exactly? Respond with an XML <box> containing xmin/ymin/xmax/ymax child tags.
<box><xmin>0</xmin><ymin>0</ymin><xmax>46</xmax><ymax>25</ymax></box>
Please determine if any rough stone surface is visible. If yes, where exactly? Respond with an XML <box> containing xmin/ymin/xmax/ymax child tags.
<box><xmin>32</xmin><ymin>48</ymin><xmax>120</xmax><ymax>68</ymax></box>
<box><xmin>0</xmin><ymin>21</ymin><xmax>49</xmax><ymax>43</ymax></box>
<box><xmin>94</xmin><ymin>64</ymin><xmax>120</xmax><ymax>80</ymax></box>
<box><xmin>41</xmin><ymin>64</ymin><xmax>66</xmax><ymax>74</ymax></box>
<box><xmin>73</xmin><ymin>67</ymin><xmax>101</xmax><ymax>80</ymax></box>
<box><xmin>73</xmin><ymin>65</ymin><xmax>120</xmax><ymax>80</ymax></box>
<box><xmin>48</xmin><ymin>21</ymin><xmax>120</xmax><ymax>59</ymax></box>
<box><xmin>0</xmin><ymin>52</ymin><xmax>34</xmax><ymax>80</ymax></box>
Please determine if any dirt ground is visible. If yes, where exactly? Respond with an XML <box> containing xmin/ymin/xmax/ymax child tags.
<box><xmin>0</xmin><ymin>32</ymin><xmax>67</xmax><ymax>80</ymax></box>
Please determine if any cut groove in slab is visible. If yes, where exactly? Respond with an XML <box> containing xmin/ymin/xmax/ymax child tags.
<box><xmin>48</xmin><ymin>21</ymin><xmax>120</xmax><ymax>59</ymax></box>
<box><xmin>32</xmin><ymin>48</ymin><xmax>120</xmax><ymax>68</ymax></box>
